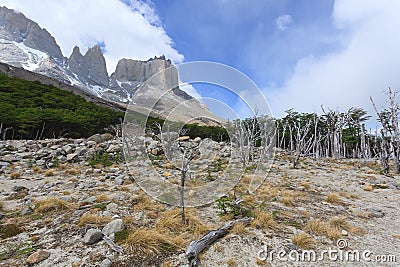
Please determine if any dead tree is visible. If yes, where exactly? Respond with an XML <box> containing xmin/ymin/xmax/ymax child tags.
<box><xmin>292</xmin><ymin>117</ymin><xmax>315</xmax><ymax>168</ymax></box>
<box><xmin>177</xmin><ymin>138</ymin><xmax>200</xmax><ymax>224</ymax></box>
<box><xmin>371</xmin><ymin>96</ymin><xmax>391</xmax><ymax>174</ymax></box>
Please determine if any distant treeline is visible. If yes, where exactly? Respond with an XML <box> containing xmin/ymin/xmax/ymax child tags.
<box><xmin>0</xmin><ymin>73</ymin><xmax>123</xmax><ymax>139</ymax></box>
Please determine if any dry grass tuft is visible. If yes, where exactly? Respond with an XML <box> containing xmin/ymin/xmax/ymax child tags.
<box><xmin>44</xmin><ymin>170</ymin><xmax>55</xmax><ymax>177</ymax></box>
<box><xmin>231</xmin><ymin>222</ymin><xmax>249</xmax><ymax>235</ymax></box>
<box><xmin>326</xmin><ymin>193</ymin><xmax>343</xmax><ymax>205</ymax></box>
<box><xmin>251</xmin><ymin>209</ymin><xmax>275</xmax><ymax>229</ymax></box>
<box><xmin>155</xmin><ymin>208</ymin><xmax>209</xmax><ymax>247</ymax></box>
<box><xmin>280</xmin><ymin>196</ymin><xmax>294</xmax><ymax>206</ymax></box>
<box><xmin>292</xmin><ymin>232</ymin><xmax>314</xmax><ymax>250</ymax></box>
<box><xmin>304</xmin><ymin>220</ymin><xmax>328</xmax><ymax>236</ymax></box>
<box><xmin>351</xmin><ymin>226</ymin><xmax>367</xmax><ymax>236</ymax></box>
<box><xmin>34</xmin><ymin>197</ymin><xmax>74</xmax><ymax>213</ymax></box>
<box><xmin>325</xmin><ymin>227</ymin><xmax>342</xmax><ymax>240</ymax></box>
<box><xmin>329</xmin><ymin>216</ymin><xmax>349</xmax><ymax>230</ymax></box>
<box><xmin>10</xmin><ymin>171</ymin><xmax>22</xmax><ymax>179</ymax></box>
<box><xmin>227</xmin><ymin>258</ymin><xmax>237</xmax><ymax>266</ymax></box>
<box><xmin>32</xmin><ymin>166</ymin><xmax>42</xmax><ymax>173</ymax></box>
<box><xmin>77</xmin><ymin>213</ymin><xmax>112</xmax><ymax>227</ymax></box>
<box><xmin>95</xmin><ymin>194</ymin><xmax>109</xmax><ymax>202</ymax></box>
<box><xmin>65</xmin><ymin>168</ymin><xmax>79</xmax><ymax>175</ymax></box>
<box><xmin>124</xmin><ymin>228</ymin><xmax>178</xmax><ymax>255</ymax></box>
<box><xmin>363</xmin><ymin>184</ymin><xmax>373</xmax><ymax>191</ymax></box>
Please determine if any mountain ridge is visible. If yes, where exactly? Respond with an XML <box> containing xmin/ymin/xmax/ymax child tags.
<box><xmin>0</xmin><ymin>6</ymin><xmax>216</xmax><ymax>123</ymax></box>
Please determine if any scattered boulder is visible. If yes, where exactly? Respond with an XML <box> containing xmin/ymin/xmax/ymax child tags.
<box><xmin>26</xmin><ymin>250</ymin><xmax>51</xmax><ymax>264</ymax></box>
<box><xmin>102</xmin><ymin>219</ymin><xmax>125</xmax><ymax>236</ymax></box>
<box><xmin>83</xmin><ymin>229</ymin><xmax>103</xmax><ymax>245</ymax></box>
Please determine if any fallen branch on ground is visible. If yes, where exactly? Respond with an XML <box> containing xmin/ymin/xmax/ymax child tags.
<box><xmin>185</xmin><ymin>217</ymin><xmax>252</xmax><ymax>267</ymax></box>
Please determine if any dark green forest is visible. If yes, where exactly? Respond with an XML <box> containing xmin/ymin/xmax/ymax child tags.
<box><xmin>0</xmin><ymin>73</ymin><xmax>123</xmax><ymax>139</ymax></box>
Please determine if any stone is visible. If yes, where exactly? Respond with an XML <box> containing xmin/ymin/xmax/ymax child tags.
<box><xmin>107</xmin><ymin>145</ymin><xmax>120</xmax><ymax>153</ymax></box>
<box><xmin>102</xmin><ymin>219</ymin><xmax>125</xmax><ymax>236</ymax></box>
<box><xmin>67</xmin><ymin>153</ymin><xmax>78</xmax><ymax>162</ymax></box>
<box><xmin>63</xmin><ymin>182</ymin><xmax>77</xmax><ymax>190</ymax></box>
<box><xmin>106</xmin><ymin>203</ymin><xmax>118</xmax><ymax>213</ymax></box>
<box><xmin>84</xmin><ymin>196</ymin><xmax>97</xmax><ymax>204</ymax></box>
<box><xmin>115</xmin><ymin>177</ymin><xmax>124</xmax><ymax>185</ymax></box>
<box><xmin>100</xmin><ymin>258</ymin><xmax>112</xmax><ymax>267</ymax></box>
<box><xmin>26</xmin><ymin>250</ymin><xmax>51</xmax><ymax>264</ymax></box>
<box><xmin>20</xmin><ymin>207</ymin><xmax>33</xmax><ymax>215</ymax></box>
<box><xmin>177</xmin><ymin>136</ymin><xmax>190</xmax><ymax>141</ymax></box>
<box><xmin>83</xmin><ymin>228</ymin><xmax>103</xmax><ymax>245</ymax></box>
<box><xmin>87</xmin><ymin>134</ymin><xmax>104</xmax><ymax>144</ymax></box>
<box><xmin>341</xmin><ymin>230</ymin><xmax>348</xmax><ymax>236</ymax></box>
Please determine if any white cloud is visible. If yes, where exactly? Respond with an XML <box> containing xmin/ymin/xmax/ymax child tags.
<box><xmin>275</xmin><ymin>14</ymin><xmax>292</xmax><ymax>31</ymax></box>
<box><xmin>180</xmin><ymin>83</ymin><xmax>202</xmax><ymax>99</ymax></box>
<box><xmin>267</xmin><ymin>0</ymin><xmax>400</xmax><ymax>126</ymax></box>
<box><xmin>1</xmin><ymin>0</ymin><xmax>184</xmax><ymax>73</ymax></box>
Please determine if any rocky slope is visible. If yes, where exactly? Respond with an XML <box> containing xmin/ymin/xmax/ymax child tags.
<box><xmin>0</xmin><ymin>136</ymin><xmax>399</xmax><ymax>266</ymax></box>
<box><xmin>0</xmin><ymin>6</ymin><xmax>213</xmax><ymax>123</ymax></box>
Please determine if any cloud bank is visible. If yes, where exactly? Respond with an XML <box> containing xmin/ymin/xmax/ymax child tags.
<box><xmin>1</xmin><ymin>0</ymin><xmax>184</xmax><ymax>73</ymax></box>
<box><xmin>267</xmin><ymin>0</ymin><xmax>400</xmax><ymax>123</ymax></box>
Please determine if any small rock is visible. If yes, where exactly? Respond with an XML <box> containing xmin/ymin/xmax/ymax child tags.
<box><xmin>115</xmin><ymin>177</ymin><xmax>124</xmax><ymax>185</ymax></box>
<box><xmin>341</xmin><ymin>230</ymin><xmax>348</xmax><ymax>236</ymax></box>
<box><xmin>177</xmin><ymin>136</ymin><xmax>190</xmax><ymax>141</ymax></box>
<box><xmin>87</xmin><ymin>134</ymin><xmax>104</xmax><ymax>144</ymax></box>
<box><xmin>26</xmin><ymin>250</ymin><xmax>51</xmax><ymax>264</ymax></box>
<box><xmin>102</xmin><ymin>219</ymin><xmax>125</xmax><ymax>236</ymax></box>
<box><xmin>107</xmin><ymin>145</ymin><xmax>120</xmax><ymax>153</ymax></box>
<box><xmin>84</xmin><ymin>196</ymin><xmax>97</xmax><ymax>204</ymax></box>
<box><xmin>106</xmin><ymin>203</ymin><xmax>118</xmax><ymax>213</ymax></box>
<box><xmin>67</xmin><ymin>153</ymin><xmax>78</xmax><ymax>162</ymax></box>
<box><xmin>20</xmin><ymin>207</ymin><xmax>33</xmax><ymax>215</ymax></box>
<box><xmin>63</xmin><ymin>182</ymin><xmax>77</xmax><ymax>190</ymax></box>
<box><xmin>83</xmin><ymin>229</ymin><xmax>103</xmax><ymax>244</ymax></box>
<box><xmin>100</xmin><ymin>258</ymin><xmax>112</xmax><ymax>267</ymax></box>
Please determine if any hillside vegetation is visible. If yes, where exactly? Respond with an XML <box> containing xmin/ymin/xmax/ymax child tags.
<box><xmin>0</xmin><ymin>73</ymin><xmax>123</xmax><ymax>139</ymax></box>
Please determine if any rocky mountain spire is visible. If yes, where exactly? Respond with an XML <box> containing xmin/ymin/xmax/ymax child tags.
<box><xmin>68</xmin><ymin>45</ymin><xmax>109</xmax><ymax>87</ymax></box>
<box><xmin>0</xmin><ymin>6</ymin><xmax>63</xmax><ymax>59</ymax></box>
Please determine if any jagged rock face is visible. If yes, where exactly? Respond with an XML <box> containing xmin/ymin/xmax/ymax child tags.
<box><xmin>0</xmin><ymin>6</ymin><xmax>63</xmax><ymax>59</ymax></box>
<box><xmin>113</xmin><ymin>58</ymin><xmax>178</xmax><ymax>90</ymax></box>
<box><xmin>68</xmin><ymin>45</ymin><xmax>109</xmax><ymax>87</ymax></box>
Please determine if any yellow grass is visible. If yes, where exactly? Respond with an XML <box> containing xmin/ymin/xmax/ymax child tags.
<box><xmin>34</xmin><ymin>197</ymin><xmax>74</xmax><ymax>213</ymax></box>
<box><xmin>155</xmin><ymin>208</ymin><xmax>209</xmax><ymax>247</ymax></box>
<box><xmin>44</xmin><ymin>170</ymin><xmax>55</xmax><ymax>177</ymax></box>
<box><xmin>231</xmin><ymin>222</ymin><xmax>249</xmax><ymax>235</ymax></box>
<box><xmin>326</xmin><ymin>193</ymin><xmax>343</xmax><ymax>205</ymax></box>
<box><xmin>124</xmin><ymin>228</ymin><xmax>178</xmax><ymax>255</ymax></box>
<box><xmin>10</xmin><ymin>171</ymin><xmax>22</xmax><ymax>179</ymax></box>
<box><xmin>329</xmin><ymin>216</ymin><xmax>349</xmax><ymax>230</ymax></box>
<box><xmin>304</xmin><ymin>220</ymin><xmax>328</xmax><ymax>236</ymax></box>
<box><xmin>251</xmin><ymin>209</ymin><xmax>275</xmax><ymax>229</ymax></box>
<box><xmin>77</xmin><ymin>213</ymin><xmax>112</xmax><ymax>227</ymax></box>
<box><xmin>95</xmin><ymin>194</ymin><xmax>109</xmax><ymax>202</ymax></box>
<box><xmin>292</xmin><ymin>232</ymin><xmax>314</xmax><ymax>250</ymax></box>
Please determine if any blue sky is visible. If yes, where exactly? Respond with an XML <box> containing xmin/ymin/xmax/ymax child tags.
<box><xmin>2</xmin><ymin>0</ymin><xmax>400</xmax><ymax>124</ymax></box>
